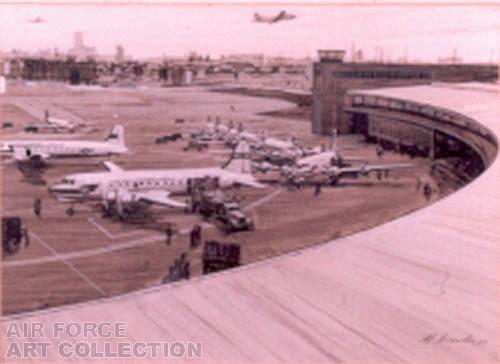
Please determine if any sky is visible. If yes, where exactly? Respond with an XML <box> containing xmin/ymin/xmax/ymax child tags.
<box><xmin>0</xmin><ymin>3</ymin><xmax>499</xmax><ymax>62</ymax></box>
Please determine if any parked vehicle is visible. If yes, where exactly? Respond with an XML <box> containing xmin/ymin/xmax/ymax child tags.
<box><xmin>2</xmin><ymin>216</ymin><xmax>29</xmax><ymax>256</ymax></box>
<box><xmin>155</xmin><ymin>133</ymin><xmax>183</xmax><ymax>144</ymax></box>
<box><xmin>202</xmin><ymin>240</ymin><xmax>241</xmax><ymax>274</ymax></box>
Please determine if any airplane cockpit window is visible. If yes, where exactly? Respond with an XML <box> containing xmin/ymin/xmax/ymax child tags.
<box><xmin>85</xmin><ymin>184</ymin><xmax>99</xmax><ymax>192</ymax></box>
<box><xmin>62</xmin><ymin>178</ymin><xmax>75</xmax><ymax>185</ymax></box>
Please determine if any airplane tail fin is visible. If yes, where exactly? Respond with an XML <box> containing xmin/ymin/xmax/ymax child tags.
<box><xmin>105</xmin><ymin>125</ymin><xmax>125</xmax><ymax>146</ymax></box>
<box><xmin>254</xmin><ymin>12</ymin><xmax>262</xmax><ymax>21</ymax></box>
<box><xmin>222</xmin><ymin>141</ymin><xmax>252</xmax><ymax>175</ymax></box>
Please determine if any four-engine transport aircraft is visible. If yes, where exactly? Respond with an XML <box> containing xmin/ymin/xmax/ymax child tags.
<box><xmin>1</xmin><ymin>125</ymin><xmax>127</xmax><ymax>164</ymax></box>
<box><xmin>253</xmin><ymin>10</ymin><xmax>297</xmax><ymax>24</ymax></box>
<box><xmin>49</xmin><ymin>141</ymin><xmax>265</xmax><ymax>209</ymax></box>
<box><xmin>24</xmin><ymin>110</ymin><xmax>87</xmax><ymax>133</ymax></box>
<box><xmin>254</xmin><ymin>130</ymin><xmax>413</xmax><ymax>185</ymax></box>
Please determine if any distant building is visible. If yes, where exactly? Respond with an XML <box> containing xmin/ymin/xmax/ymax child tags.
<box><xmin>312</xmin><ymin>49</ymin><xmax>498</xmax><ymax>135</ymax></box>
<box><xmin>221</xmin><ymin>54</ymin><xmax>264</xmax><ymax>67</ymax></box>
<box><xmin>17</xmin><ymin>58</ymin><xmax>97</xmax><ymax>84</ymax></box>
<box><xmin>68</xmin><ymin>32</ymin><xmax>96</xmax><ymax>60</ymax></box>
<box><xmin>115</xmin><ymin>45</ymin><xmax>125</xmax><ymax>63</ymax></box>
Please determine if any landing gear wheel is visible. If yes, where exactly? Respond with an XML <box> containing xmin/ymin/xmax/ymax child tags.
<box><xmin>66</xmin><ymin>207</ymin><xmax>75</xmax><ymax>216</ymax></box>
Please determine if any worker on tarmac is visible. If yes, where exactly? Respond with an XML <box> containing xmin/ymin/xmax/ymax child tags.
<box><xmin>165</xmin><ymin>224</ymin><xmax>173</xmax><ymax>246</ymax></box>
<box><xmin>33</xmin><ymin>198</ymin><xmax>42</xmax><ymax>218</ymax></box>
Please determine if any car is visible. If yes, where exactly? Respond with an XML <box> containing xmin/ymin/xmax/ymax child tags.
<box><xmin>24</xmin><ymin>125</ymin><xmax>38</xmax><ymax>132</ymax></box>
<box><xmin>155</xmin><ymin>133</ymin><xmax>183</xmax><ymax>144</ymax></box>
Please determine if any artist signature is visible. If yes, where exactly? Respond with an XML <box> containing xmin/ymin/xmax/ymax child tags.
<box><xmin>421</xmin><ymin>334</ymin><xmax>487</xmax><ymax>346</ymax></box>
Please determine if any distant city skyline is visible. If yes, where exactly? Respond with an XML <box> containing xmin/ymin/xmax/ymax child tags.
<box><xmin>0</xmin><ymin>4</ymin><xmax>499</xmax><ymax>62</ymax></box>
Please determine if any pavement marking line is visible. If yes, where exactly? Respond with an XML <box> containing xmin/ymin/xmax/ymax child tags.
<box><xmin>87</xmin><ymin>217</ymin><xmax>145</xmax><ymax>240</ymax></box>
<box><xmin>87</xmin><ymin>217</ymin><xmax>114</xmax><ymax>239</ymax></box>
<box><xmin>3</xmin><ymin>208</ymin><xmax>34</xmax><ymax>216</ymax></box>
<box><xmin>28</xmin><ymin>232</ymin><xmax>105</xmax><ymax>295</ymax></box>
<box><xmin>4</xmin><ymin>234</ymin><xmax>165</xmax><ymax>268</ymax></box>
<box><xmin>242</xmin><ymin>188</ymin><xmax>283</xmax><ymax>212</ymax></box>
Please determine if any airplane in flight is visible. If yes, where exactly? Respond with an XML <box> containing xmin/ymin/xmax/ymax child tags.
<box><xmin>24</xmin><ymin>110</ymin><xmax>87</xmax><ymax>134</ymax></box>
<box><xmin>253</xmin><ymin>10</ymin><xmax>297</xmax><ymax>24</ymax></box>
<box><xmin>48</xmin><ymin>141</ymin><xmax>264</xmax><ymax>210</ymax></box>
<box><xmin>1</xmin><ymin>125</ymin><xmax>127</xmax><ymax>165</ymax></box>
<box><xmin>26</xmin><ymin>16</ymin><xmax>46</xmax><ymax>24</ymax></box>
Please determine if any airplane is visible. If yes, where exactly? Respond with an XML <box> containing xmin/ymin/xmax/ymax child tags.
<box><xmin>253</xmin><ymin>130</ymin><xmax>412</xmax><ymax>185</ymax></box>
<box><xmin>253</xmin><ymin>10</ymin><xmax>297</xmax><ymax>24</ymax></box>
<box><xmin>253</xmin><ymin>129</ymin><xmax>360</xmax><ymax>174</ymax></box>
<box><xmin>48</xmin><ymin>141</ymin><xmax>265</xmax><ymax>210</ymax></box>
<box><xmin>281</xmin><ymin>157</ymin><xmax>413</xmax><ymax>186</ymax></box>
<box><xmin>26</xmin><ymin>16</ymin><xmax>46</xmax><ymax>24</ymax></box>
<box><xmin>1</xmin><ymin>125</ymin><xmax>127</xmax><ymax>165</ymax></box>
<box><xmin>224</xmin><ymin>125</ymin><xmax>299</xmax><ymax>152</ymax></box>
<box><xmin>24</xmin><ymin>110</ymin><xmax>86</xmax><ymax>133</ymax></box>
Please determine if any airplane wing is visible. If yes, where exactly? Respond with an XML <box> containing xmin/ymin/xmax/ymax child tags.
<box><xmin>361</xmin><ymin>163</ymin><xmax>414</xmax><ymax>174</ymax></box>
<box><xmin>47</xmin><ymin>116</ymin><xmax>72</xmax><ymax>127</ymax></box>
<box><xmin>134</xmin><ymin>190</ymin><xmax>187</xmax><ymax>208</ymax></box>
<box><xmin>102</xmin><ymin>161</ymin><xmax>124</xmax><ymax>173</ymax></box>
<box><xmin>327</xmin><ymin>163</ymin><xmax>413</xmax><ymax>178</ymax></box>
<box><xmin>239</xmin><ymin>178</ymin><xmax>266</xmax><ymax>188</ymax></box>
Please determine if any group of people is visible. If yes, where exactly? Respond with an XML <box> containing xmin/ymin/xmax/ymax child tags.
<box><xmin>164</xmin><ymin>224</ymin><xmax>203</xmax><ymax>249</ymax></box>
<box><xmin>166</xmin><ymin>253</ymin><xmax>190</xmax><ymax>283</ymax></box>
<box><xmin>163</xmin><ymin>224</ymin><xmax>203</xmax><ymax>283</ymax></box>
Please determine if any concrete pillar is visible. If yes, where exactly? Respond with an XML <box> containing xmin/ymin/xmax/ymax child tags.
<box><xmin>429</xmin><ymin>129</ymin><xmax>435</xmax><ymax>160</ymax></box>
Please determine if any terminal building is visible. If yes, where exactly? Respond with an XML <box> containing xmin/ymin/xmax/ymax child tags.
<box><xmin>312</xmin><ymin>49</ymin><xmax>498</xmax><ymax>136</ymax></box>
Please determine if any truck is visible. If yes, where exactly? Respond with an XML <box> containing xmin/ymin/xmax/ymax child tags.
<box><xmin>214</xmin><ymin>201</ymin><xmax>254</xmax><ymax>234</ymax></box>
<box><xmin>192</xmin><ymin>190</ymin><xmax>254</xmax><ymax>234</ymax></box>
<box><xmin>202</xmin><ymin>240</ymin><xmax>241</xmax><ymax>274</ymax></box>
<box><xmin>2</xmin><ymin>216</ymin><xmax>29</xmax><ymax>256</ymax></box>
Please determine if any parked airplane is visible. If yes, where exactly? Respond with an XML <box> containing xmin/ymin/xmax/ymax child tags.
<box><xmin>1</xmin><ymin>125</ymin><xmax>127</xmax><ymax>164</ymax></box>
<box><xmin>254</xmin><ymin>130</ymin><xmax>360</xmax><ymax>173</ymax></box>
<box><xmin>252</xmin><ymin>130</ymin><xmax>412</xmax><ymax>184</ymax></box>
<box><xmin>49</xmin><ymin>141</ymin><xmax>264</xmax><ymax>209</ymax></box>
<box><xmin>253</xmin><ymin>10</ymin><xmax>296</xmax><ymax>24</ymax></box>
<box><xmin>282</xmin><ymin>158</ymin><xmax>413</xmax><ymax>185</ymax></box>
<box><xmin>25</xmin><ymin>110</ymin><xmax>86</xmax><ymax>133</ymax></box>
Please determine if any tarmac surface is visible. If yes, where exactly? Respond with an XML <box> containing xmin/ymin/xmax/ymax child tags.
<box><xmin>2</xmin><ymin>81</ymin><xmax>434</xmax><ymax>315</ymax></box>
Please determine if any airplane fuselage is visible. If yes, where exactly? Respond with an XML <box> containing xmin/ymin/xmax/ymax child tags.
<box><xmin>49</xmin><ymin>167</ymin><xmax>259</xmax><ymax>203</ymax></box>
<box><xmin>1</xmin><ymin>140</ymin><xmax>127</xmax><ymax>158</ymax></box>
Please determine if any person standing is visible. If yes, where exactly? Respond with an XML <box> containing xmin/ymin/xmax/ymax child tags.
<box><xmin>314</xmin><ymin>182</ymin><xmax>322</xmax><ymax>196</ymax></box>
<box><xmin>165</xmin><ymin>224</ymin><xmax>173</xmax><ymax>246</ymax></box>
<box><xmin>423</xmin><ymin>183</ymin><xmax>433</xmax><ymax>201</ymax></box>
<box><xmin>33</xmin><ymin>198</ymin><xmax>42</xmax><ymax>218</ymax></box>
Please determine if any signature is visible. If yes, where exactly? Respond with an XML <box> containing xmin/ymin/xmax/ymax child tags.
<box><xmin>421</xmin><ymin>333</ymin><xmax>487</xmax><ymax>346</ymax></box>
